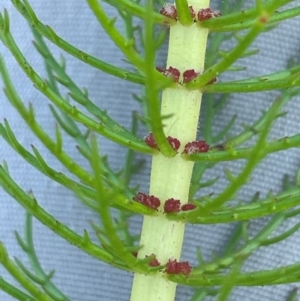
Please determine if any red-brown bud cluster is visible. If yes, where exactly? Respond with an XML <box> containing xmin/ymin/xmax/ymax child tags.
<box><xmin>181</xmin><ymin>203</ymin><xmax>196</xmax><ymax>211</ymax></box>
<box><xmin>189</xmin><ymin>6</ymin><xmax>196</xmax><ymax>19</ymax></box>
<box><xmin>133</xmin><ymin>192</ymin><xmax>161</xmax><ymax>210</ymax></box>
<box><xmin>164</xmin><ymin>199</ymin><xmax>197</xmax><ymax>213</ymax></box>
<box><xmin>160</xmin><ymin>4</ymin><xmax>221</xmax><ymax>23</ymax></box>
<box><xmin>198</xmin><ymin>8</ymin><xmax>221</xmax><ymax>21</ymax></box>
<box><xmin>165</xmin><ymin>259</ymin><xmax>192</xmax><ymax>275</ymax></box>
<box><xmin>183</xmin><ymin>140</ymin><xmax>210</xmax><ymax>155</ymax></box>
<box><xmin>167</xmin><ymin>136</ymin><xmax>181</xmax><ymax>151</ymax></box>
<box><xmin>183</xmin><ymin>69</ymin><xmax>199</xmax><ymax>84</ymax></box>
<box><xmin>156</xmin><ymin>67</ymin><xmax>217</xmax><ymax>85</ymax></box>
<box><xmin>164</xmin><ymin>198</ymin><xmax>181</xmax><ymax>213</ymax></box>
<box><xmin>148</xmin><ymin>256</ymin><xmax>160</xmax><ymax>267</ymax></box>
<box><xmin>156</xmin><ymin>66</ymin><xmax>180</xmax><ymax>82</ymax></box>
<box><xmin>134</xmin><ymin>192</ymin><xmax>197</xmax><ymax>213</ymax></box>
<box><xmin>159</xmin><ymin>3</ymin><xmax>177</xmax><ymax>19</ymax></box>
<box><xmin>144</xmin><ymin>132</ymin><xmax>158</xmax><ymax>149</ymax></box>
<box><xmin>144</xmin><ymin>133</ymin><xmax>181</xmax><ymax>152</ymax></box>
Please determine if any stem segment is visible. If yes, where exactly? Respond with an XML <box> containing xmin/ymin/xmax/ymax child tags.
<box><xmin>130</xmin><ymin>1</ymin><xmax>210</xmax><ymax>300</ymax></box>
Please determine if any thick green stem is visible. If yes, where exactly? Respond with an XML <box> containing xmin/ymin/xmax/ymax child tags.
<box><xmin>130</xmin><ymin>1</ymin><xmax>210</xmax><ymax>301</ymax></box>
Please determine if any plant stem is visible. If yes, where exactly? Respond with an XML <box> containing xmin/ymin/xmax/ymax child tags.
<box><xmin>130</xmin><ymin>1</ymin><xmax>210</xmax><ymax>300</ymax></box>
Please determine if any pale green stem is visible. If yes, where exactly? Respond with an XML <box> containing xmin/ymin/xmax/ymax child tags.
<box><xmin>130</xmin><ymin>1</ymin><xmax>210</xmax><ymax>301</ymax></box>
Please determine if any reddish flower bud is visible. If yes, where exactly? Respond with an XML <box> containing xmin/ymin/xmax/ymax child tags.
<box><xmin>164</xmin><ymin>198</ymin><xmax>181</xmax><ymax>213</ymax></box>
<box><xmin>189</xmin><ymin>6</ymin><xmax>196</xmax><ymax>19</ymax></box>
<box><xmin>179</xmin><ymin>261</ymin><xmax>192</xmax><ymax>275</ymax></box>
<box><xmin>159</xmin><ymin>3</ymin><xmax>177</xmax><ymax>19</ymax></box>
<box><xmin>146</xmin><ymin>254</ymin><xmax>160</xmax><ymax>267</ymax></box>
<box><xmin>183</xmin><ymin>140</ymin><xmax>210</xmax><ymax>155</ymax></box>
<box><xmin>133</xmin><ymin>192</ymin><xmax>161</xmax><ymax>210</ymax></box>
<box><xmin>197</xmin><ymin>8</ymin><xmax>221</xmax><ymax>21</ymax></box>
<box><xmin>149</xmin><ymin>258</ymin><xmax>160</xmax><ymax>267</ymax></box>
<box><xmin>183</xmin><ymin>69</ymin><xmax>199</xmax><ymax>84</ymax></box>
<box><xmin>165</xmin><ymin>259</ymin><xmax>192</xmax><ymax>275</ymax></box>
<box><xmin>156</xmin><ymin>66</ymin><xmax>180</xmax><ymax>82</ymax></box>
<box><xmin>181</xmin><ymin>203</ymin><xmax>196</xmax><ymax>211</ymax></box>
<box><xmin>167</xmin><ymin>136</ymin><xmax>181</xmax><ymax>151</ymax></box>
<box><xmin>165</xmin><ymin>259</ymin><xmax>181</xmax><ymax>274</ymax></box>
<box><xmin>145</xmin><ymin>133</ymin><xmax>181</xmax><ymax>151</ymax></box>
<box><xmin>144</xmin><ymin>132</ymin><xmax>158</xmax><ymax>149</ymax></box>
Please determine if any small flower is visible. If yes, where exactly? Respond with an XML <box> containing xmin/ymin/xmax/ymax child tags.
<box><xmin>183</xmin><ymin>140</ymin><xmax>210</xmax><ymax>155</ymax></box>
<box><xmin>165</xmin><ymin>259</ymin><xmax>192</xmax><ymax>275</ymax></box>
<box><xmin>144</xmin><ymin>132</ymin><xmax>158</xmax><ymax>149</ymax></box>
<box><xmin>167</xmin><ymin>136</ymin><xmax>181</xmax><ymax>151</ymax></box>
<box><xmin>197</xmin><ymin>8</ymin><xmax>221</xmax><ymax>22</ymax></box>
<box><xmin>182</xmin><ymin>69</ymin><xmax>199</xmax><ymax>84</ymax></box>
<box><xmin>164</xmin><ymin>198</ymin><xmax>181</xmax><ymax>213</ymax></box>
<box><xmin>181</xmin><ymin>203</ymin><xmax>196</xmax><ymax>211</ymax></box>
<box><xmin>156</xmin><ymin>66</ymin><xmax>180</xmax><ymax>82</ymax></box>
<box><xmin>160</xmin><ymin>3</ymin><xmax>177</xmax><ymax>19</ymax></box>
<box><xmin>133</xmin><ymin>192</ymin><xmax>161</xmax><ymax>210</ymax></box>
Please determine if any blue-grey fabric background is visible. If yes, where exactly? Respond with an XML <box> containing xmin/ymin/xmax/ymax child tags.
<box><xmin>1</xmin><ymin>1</ymin><xmax>300</xmax><ymax>300</ymax></box>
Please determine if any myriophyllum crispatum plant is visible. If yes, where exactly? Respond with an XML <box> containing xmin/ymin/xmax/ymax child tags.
<box><xmin>1</xmin><ymin>0</ymin><xmax>300</xmax><ymax>300</ymax></box>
